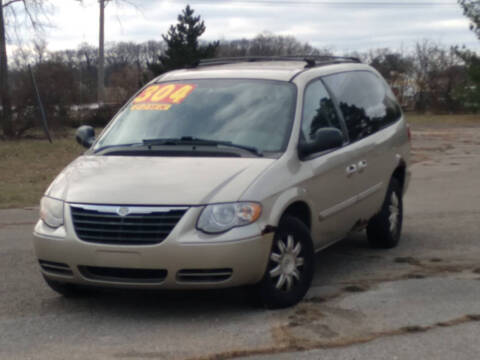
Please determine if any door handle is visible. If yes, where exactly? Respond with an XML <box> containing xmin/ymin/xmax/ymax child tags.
<box><xmin>358</xmin><ymin>160</ymin><xmax>368</xmax><ymax>171</ymax></box>
<box><xmin>346</xmin><ymin>164</ymin><xmax>357</xmax><ymax>176</ymax></box>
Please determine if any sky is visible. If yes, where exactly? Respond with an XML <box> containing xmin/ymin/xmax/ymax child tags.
<box><xmin>9</xmin><ymin>0</ymin><xmax>480</xmax><ymax>54</ymax></box>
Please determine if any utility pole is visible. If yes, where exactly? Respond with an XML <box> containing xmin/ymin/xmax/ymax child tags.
<box><xmin>98</xmin><ymin>0</ymin><xmax>106</xmax><ymax>104</ymax></box>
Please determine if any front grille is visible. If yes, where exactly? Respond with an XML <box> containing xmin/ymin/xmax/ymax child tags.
<box><xmin>79</xmin><ymin>266</ymin><xmax>167</xmax><ymax>283</ymax></box>
<box><xmin>71</xmin><ymin>205</ymin><xmax>187</xmax><ymax>245</ymax></box>
<box><xmin>39</xmin><ymin>260</ymin><xmax>73</xmax><ymax>276</ymax></box>
<box><xmin>177</xmin><ymin>268</ymin><xmax>233</xmax><ymax>283</ymax></box>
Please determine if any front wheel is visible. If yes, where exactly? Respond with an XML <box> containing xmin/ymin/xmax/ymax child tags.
<box><xmin>367</xmin><ymin>178</ymin><xmax>403</xmax><ymax>249</ymax></box>
<box><xmin>258</xmin><ymin>216</ymin><xmax>314</xmax><ymax>309</ymax></box>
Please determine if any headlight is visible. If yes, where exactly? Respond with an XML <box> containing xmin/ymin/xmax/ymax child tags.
<box><xmin>197</xmin><ymin>202</ymin><xmax>262</xmax><ymax>234</ymax></box>
<box><xmin>40</xmin><ymin>196</ymin><xmax>64</xmax><ymax>228</ymax></box>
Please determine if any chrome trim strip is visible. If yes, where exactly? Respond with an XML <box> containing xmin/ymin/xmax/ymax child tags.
<box><xmin>40</xmin><ymin>268</ymin><xmax>74</xmax><ymax>278</ymax></box>
<box><xmin>33</xmin><ymin>231</ymin><xmax>65</xmax><ymax>241</ymax></box>
<box><xmin>69</xmin><ymin>203</ymin><xmax>189</xmax><ymax>214</ymax></box>
<box><xmin>319</xmin><ymin>182</ymin><xmax>383</xmax><ymax>220</ymax></box>
<box><xmin>357</xmin><ymin>182</ymin><xmax>383</xmax><ymax>202</ymax></box>
<box><xmin>76</xmin><ymin>271</ymin><xmax>166</xmax><ymax>286</ymax></box>
<box><xmin>319</xmin><ymin>196</ymin><xmax>357</xmax><ymax>220</ymax></box>
<box><xmin>40</xmin><ymin>263</ymin><xmax>70</xmax><ymax>271</ymax></box>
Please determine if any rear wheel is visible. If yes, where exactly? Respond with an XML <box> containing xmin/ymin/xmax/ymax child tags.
<box><xmin>367</xmin><ymin>178</ymin><xmax>403</xmax><ymax>249</ymax></box>
<box><xmin>258</xmin><ymin>216</ymin><xmax>314</xmax><ymax>309</ymax></box>
<box><xmin>43</xmin><ymin>276</ymin><xmax>92</xmax><ymax>298</ymax></box>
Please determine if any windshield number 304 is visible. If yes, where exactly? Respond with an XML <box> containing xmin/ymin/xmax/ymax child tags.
<box><xmin>131</xmin><ymin>84</ymin><xmax>196</xmax><ymax>111</ymax></box>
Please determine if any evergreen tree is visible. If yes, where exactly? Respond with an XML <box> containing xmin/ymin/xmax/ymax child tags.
<box><xmin>149</xmin><ymin>5</ymin><xmax>218</xmax><ymax>75</ymax></box>
<box><xmin>454</xmin><ymin>48</ymin><xmax>480</xmax><ymax>112</ymax></box>
<box><xmin>458</xmin><ymin>0</ymin><xmax>480</xmax><ymax>39</ymax></box>
<box><xmin>457</xmin><ymin>1</ymin><xmax>480</xmax><ymax>111</ymax></box>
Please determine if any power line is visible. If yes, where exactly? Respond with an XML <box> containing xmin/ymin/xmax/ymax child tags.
<box><xmin>181</xmin><ymin>1</ymin><xmax>458</xmax><ymax>7</ymax></box>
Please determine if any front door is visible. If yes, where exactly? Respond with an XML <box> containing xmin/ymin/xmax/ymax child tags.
<box><xmin>300</xmin><ymin>79</ymin><xmax>362</xmax><ymax>247</ymax></box>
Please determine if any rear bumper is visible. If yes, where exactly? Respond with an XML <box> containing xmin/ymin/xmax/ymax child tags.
<box><xmin>33</xmin><ymin>207</ymin><xmax>273</xmax><ymax>289</ymax></box>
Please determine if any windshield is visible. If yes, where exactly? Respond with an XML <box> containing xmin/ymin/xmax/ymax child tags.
<box><xmin>94</xmin><ymin>79</ymin><xmax>297</xmax><ymax>155</ymax></box>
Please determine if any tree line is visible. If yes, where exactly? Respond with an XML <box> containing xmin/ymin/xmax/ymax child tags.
<box><xmin>1</xmin><ymin>3</ymin><xmax>479</xmax><ymax>138</ymax></box>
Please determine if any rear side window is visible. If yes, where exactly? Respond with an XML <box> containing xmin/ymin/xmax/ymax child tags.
<box><xmin>301</xmin><ymin>79</ymin><xmax>343</xmax><ymax>145</ymax></box>
<box><xmin>323</xmin><ymin>71</ymin><xmax>401</xmax><ymax>142</ymax></box>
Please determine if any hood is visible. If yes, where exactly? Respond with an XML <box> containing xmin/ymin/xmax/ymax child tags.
<box><xmin>46</xmin><ymin>155</ymin><xmax>274</xmax><ymax>205</ymax></box>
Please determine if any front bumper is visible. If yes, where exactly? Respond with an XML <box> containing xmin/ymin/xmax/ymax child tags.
<box><xmin>33</xmin><ymin>205</ymin><xmax>274</xmax><ymax>289</ymax></box>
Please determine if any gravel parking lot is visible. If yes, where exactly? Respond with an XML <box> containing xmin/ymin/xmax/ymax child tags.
<box><xmin>1</xmin><ymin>122</ymin><xmax>479</xmax><ymax>360</ymax></box>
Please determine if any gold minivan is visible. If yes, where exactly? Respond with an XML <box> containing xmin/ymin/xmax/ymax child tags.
<box><xmin>33</xmin><ymin>57</ymin><xmax>410</xmax><ymax>308</ymax></box>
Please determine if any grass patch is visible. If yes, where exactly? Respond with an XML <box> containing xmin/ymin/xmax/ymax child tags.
<box><xmin>406</xmin><ymin>113</ymin><xmax>480</xmax><ymax>127</ymax></box>
<box><xmin>0</xmin><ymin>132</ymin><xmax>84</xmax><ymax>209</ymax></box>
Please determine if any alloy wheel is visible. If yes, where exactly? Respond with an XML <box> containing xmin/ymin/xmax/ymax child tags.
<box><xmin>269</xmin><ymin>235</ymin><xmax>304</xmax><ymax>291</ymax></box>
<box><xmin>389</xmin><ymin>192</ymin><xmax>400</xmax><ymax>233</ymax></box>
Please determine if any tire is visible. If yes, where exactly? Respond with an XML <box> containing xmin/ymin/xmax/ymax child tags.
<box><xmin>43</xmin><ymin>276</ymin><xmax>92</xmax><ymax>298</ymax></box>
<box><xmin>258</xmin><ymin>216</ymin><xmax>314</xmax><ymax>309</ymax></box>
<box><xmin>367</xmin><ymin>178</ymin><xmax>403</xmax><ymax>249</ymax></box>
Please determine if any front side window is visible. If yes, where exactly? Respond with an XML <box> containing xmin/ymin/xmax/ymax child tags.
<box><xmin>95</xmin><ymin>79</ymin><xmax>297</xmax><ymax>156</ymax></box>
<box><xmin>301</xmin><ymin>79</ymin><xmax>343</xmax><ymax>145</ymax></box>
<box><xmin>323</xmin><ymin>71</ymin><xmax>401</xmax><ymax>142</ymax></box>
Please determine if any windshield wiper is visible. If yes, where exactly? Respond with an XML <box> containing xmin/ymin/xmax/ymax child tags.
<box><xmin>93</xmin><ymin>142</ymin><xmax>143</xmax><ymax>154</ymax></box>
<box><xmin>142</xmin><ymin>137</ymin><xmax>263</xmax><ymax>157</ymax></box>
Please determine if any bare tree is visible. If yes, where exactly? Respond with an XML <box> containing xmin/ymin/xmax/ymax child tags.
<box><xmin>0</xmin><ymin>0</ymin><xmax>50</xmax><ymax>138</ymax></box>
<box><xmin>97</xmin><ymin>0</ymin><xmax>106</xmax><ymax>103</ymax></box>
<box><xmin>11</xmin><ymin>46</ymin><xmax>33</xmax><ymax>68</ymax></box>
<box><xmin>412</xmin><ymin>40</ymin><xmax>465</xmax><ymax>113</ymax></box>
<box><xmin>88</xmin><ymin>0</ymin><xmax>139</xmax><ymax>103</ymax></box>
<box><xmin>33</xmin><ymin>38</ymin><xmax>48</xmax><ymax>63</ymax></box>
<box><xmin>0</xmin><ymin>0</ymin><xmax>13</xmax><ymax>137</ymax></box>
<box><xmin>216</xmin><ymin>33</ymin><xmax>330</xmax><ymax>58</ymax></box>
<box><xmin>368</xmin><ymin>48</ymin><xmax>414</xmax><ymax>105</ymax></box>
<box><xmin>141</xmin><ymin>40</ymin><xmax>164</xmax><ymax>66</ymax></box>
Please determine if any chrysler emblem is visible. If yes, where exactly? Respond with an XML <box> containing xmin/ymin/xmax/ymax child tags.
<box><xmin>117</xmin><ymin>207</ymin><xmax>130</xmax><ymax>217</ymax></box>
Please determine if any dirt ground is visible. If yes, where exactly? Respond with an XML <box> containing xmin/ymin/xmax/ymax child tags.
<box><xmin>1</xmin><ymin>120</ymin><xmax>480</xmax><ymax>360</ymax></box>
<box><xmin>410</xmin><ymin>121</ymin><xmax>480</xmax><ymax>164</ymax></box>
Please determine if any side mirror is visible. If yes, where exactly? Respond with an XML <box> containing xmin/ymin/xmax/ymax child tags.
<box><xmin>75</xmin><ymin>125</ymin><xmax>95</xmax><ymax>148</ymax></box>
<box><xmin>298</xmin><ymin>127</ymin><xmax>344</xmax><ymax>159</ymax></box>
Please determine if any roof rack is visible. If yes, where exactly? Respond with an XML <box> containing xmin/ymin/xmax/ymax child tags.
<box><xmin>195</xmin><ymin>56</ymin><xmax>361</xmax><ymax>69</ymax></box>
